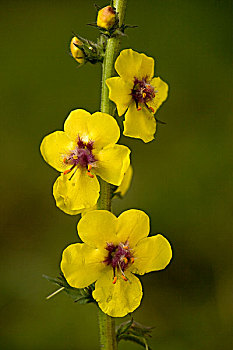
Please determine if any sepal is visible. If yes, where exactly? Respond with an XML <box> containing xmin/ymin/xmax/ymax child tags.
<box><xmin>116</xmin><ymin>318</ymin><xmax>153</xmax><ymax>350</ymax></box>
<box><xmin>43</xmin><ymin>274</ymin><xmax>95</xmax><ymax>304</ymax></box>
<box><xmin>88</xmin><ymin>5</ymin><xmax>137</xmax><ymax>39</ymax></box>
<box><xmin>70</xmin><ymin>33</ymin><xmax>106</xmax><ymax>64</ymax></box>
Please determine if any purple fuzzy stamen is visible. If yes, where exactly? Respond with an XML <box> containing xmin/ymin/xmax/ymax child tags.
<box><xmin>103</xmin><ymin>242</ymin><xmax>134</xmax><ymax>272</ymax></box>
<box><xmin>63</xmin><ymin>136</ymin><xmax>97</xmax><ymax>175</ymax></box>
<box><xmin>131</xmin><ymin>77</ymin><xmax>156</xmax><ymax>106</ymax></box>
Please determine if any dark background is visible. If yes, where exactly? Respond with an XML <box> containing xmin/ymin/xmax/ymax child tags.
<box><xmin>0</xmin><ymin>0</ymin><xmax>232</xmax><ymax>349</ymax></box>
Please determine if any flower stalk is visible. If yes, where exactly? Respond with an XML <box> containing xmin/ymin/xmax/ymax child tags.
<box><xmin>97</xmin><ymin>0</ymin><xmax>128</xmax><ymax>349</ymax></box>
<box><xmin>97</xmin><ymin>0</ymin><xmax>127</xmax><ymax>211</ymax></box>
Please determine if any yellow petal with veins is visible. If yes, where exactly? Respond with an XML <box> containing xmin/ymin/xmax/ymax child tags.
<box><xmin>106</xmin><ymin>77</ymin><xmax>132</xmax><ymax>116</ymax></box>
<box><xmin>131</xmin><ymin>235</ymin><xmax>172</xmax><ymax>275</ymax></box>
<box><xmin>53</xmin><ymin>170</ymin><xmax>100</xmax><ymax>214</ymax></box>
<box><xmin>88</xmin><ymin>112</ymin><xmax>120</xmax><ymax>149</ymax></box>
<box><xmin>114</xmin><ymin>164</ymin><xmax>133</xmax><ymax>198</ymax></box>
<box><xmin>124</xmin><ymin>103</ymin><xmax>156</xmax><ymax>143</ymax></box>
<box><xmin>148</xmin><ymin>77</ymin><xmax>169</xmax><ymax>113</ymax></box>
<box><xmin>40</xmin><ymin>131</ymin><xmax>75</xmax><ymax>172</ymax></box>
<box><xmin>78</xmin><ymin>210</ymin><xmax>118</xmax><ymax>248</ymax></box>
<box><xmin>64</xmin><ymin>109</ymin><xmax>91</xmax><ymax>141</ymax></box>
<box><xmin>93</xmin><ymin>269</ymin><xmax>142</xmax><ymax>317</ymax></box>
<box><xmin>116</xmin><ymin>209</ymin><xmax>150</xmax><ymax>247</ymax></box>
<box><xmin>115</xmin><ymin>49</ymin><xmax>154</xmax><ymax>82</ymax></box>
<box><xmin>96</xmin><ymin>144</ymin><xmax>130</xmax><ymax>186</ymax></box>
<box><xmin>61</xmin><ymin>243</ymin><xmax>105</xmax><ymax>288</ymax></box>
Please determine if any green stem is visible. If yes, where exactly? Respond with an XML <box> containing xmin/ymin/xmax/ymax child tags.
<box><xmin>98</xmin><ymin>309</ymin><xmax>117</xmax><ymax>350</ymax></box>
<box><xmin>97</xmin><ymin>0</ymin><xmax>127</xmax><ymax>212</ymax></box>
<box><xmin>97</xmin><ymin>1</ymin><xmax>127</xmax><ymax>349</ymax></box>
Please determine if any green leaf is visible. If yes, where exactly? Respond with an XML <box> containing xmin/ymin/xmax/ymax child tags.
<box><xmin>117</xmin><ymin>334</ymin><xmax>152</xmax><ymax>350</ymax></box>
<box><xmin>116</xmin><ymin>318</ymin><xmax>153</xmax><ymax>349</ymax></box>
<box><xmin>43</xmin><ymin>274</ymin><xmax>95</xmax><ymax>305</ymax></box>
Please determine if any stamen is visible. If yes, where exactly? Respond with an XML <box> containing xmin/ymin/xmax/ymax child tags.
<box><xmin>64</xmin><ymin>164</ymin><xmax>76</xmax><ymax>175</ymax></box>
<box><xmin>112</xmin><ymin>276</ymin><xmax>117</xmax><ymax>284</ymax></box>
<box><xmin>149</xmin><ymin>106</ymin><xmax>155</xmax><ymax>113</ymax></box>
<box><xmin>69</xmin><ymin>167</ymin><xmax>78</xmax><ymax>181</ymax></box>
<box><xmin>87</xmin><ymin>164</ymin><xmax>94</xmax><ymax>178</ymax></box>
<box><xmin>118</xmin><ymin>262</ymin><xmax>128</xmax><ymax>282</ymax></box>
<box><xmin>121</xmin><ymin>275</ymin><xmax>128</xmax><ymax>281</ymax></box>
<box><xmin>87</xmin><ymin>172</ymin><xmax>94</xmax><ymax>178</ymax></box>
<box><xmin>64</xmin><ymin>169</ymin><xmax>72</xmax><ymax>175</ymax></box>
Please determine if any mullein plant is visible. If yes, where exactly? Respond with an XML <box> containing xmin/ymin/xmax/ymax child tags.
<box><xmin>41</xmin><ymin>1</ymin><xmax>172</xmax><ymax>349</ymax></box>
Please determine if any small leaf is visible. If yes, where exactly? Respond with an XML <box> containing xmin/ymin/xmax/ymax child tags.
<box><xmin>116</xmin><ymin>318</ymin><xmax>153</xmax><ymax>349</ymax></box>
<box><xmin>43</xmin><ymin>274</ymin><xmax>95</xmax><ymax>304</ymax></box>
<box><xmin>116</xmin><ymin>318</ymin><xmax>133</xmax><ymax>337</ymax></box>
<box><xmin>117</xmin><ymin>334</ymin><xmax>152</xmax><ymax>350</ymax></box>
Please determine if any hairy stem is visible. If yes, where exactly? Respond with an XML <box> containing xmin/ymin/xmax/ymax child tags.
<box><xmin>97</xmin><ymin>2</ymin><xmax>127</xmax><ymax>349</ymax></box>
<box><xmin>97</xmin><ymin>0</ymin><xmax>127</xmax><ymax>212</ymax></box>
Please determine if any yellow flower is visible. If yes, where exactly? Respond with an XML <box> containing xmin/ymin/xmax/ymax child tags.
<box><xmin>97</xmin><ymin>6</ymin><xmax>116</xmax><ymax>29</ymax></box>
<box><xmin>61</xmin><ymin>209</ymin><xmax>172</xmax><ymax>317</ymax></box>
<box><xmin>40</xmin><ymin>109</ymin><xmax>130</xmax><ymax>215</ymax></box>
<box><xmin>70</xmin><ymin>37</ymin><xmax>85</xmax><ymax>64</ymax></box>
<box><xmin>106</xmin><ymin>49</ymin><xmax>169</xmax><ymax>143</ymax></box>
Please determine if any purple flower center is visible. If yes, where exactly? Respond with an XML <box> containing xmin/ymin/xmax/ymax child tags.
<box><xmin>131</xmin><ymin>77</ymin><xmax>157</xmax><ymax>112</ymax></box>
<box><xmin>103</xmin><ymin>242</ymin><xmax>134</xmax><ymax>283</ymax></box>
<box><xmin>63</xmin><ymin>136</ymin><xmax>96</xmax><ymax>178</ymax></box>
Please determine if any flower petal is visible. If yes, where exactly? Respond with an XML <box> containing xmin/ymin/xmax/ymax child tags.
<box><xmin>64</xmin><ymin>109</ymin><xmax>91</xmax><ymax>141</ymax></box>
<box><xmin>115</xmin><ymin>49</ymin><xmax>154</xmax><ymax>82</ymax></box>
<box><xmin>61</xmin><ymin>243</ymin><xmax>105</xmax><ymax>288</ymax></box>
<box><xmin>40</xmin><ymin>131</ymin><xmax>75</xmax><ymax>172</ymax></box>
<box><xmin>53</xmin><ymin>169</ymin><xmax>100</xmax><ymax>214</ymax></box>
<box><xmin>114</xmin><ymin>164</ymin><xmax>133</xmax><ymax>198</ymax></box>
<box><xmin>148</xmin><ymin>77</ymin><xmax>169</xmax><ymax>113</ymax></box>
<box><xmin>123</xmin><ymin>103</ymin><xmax>156</xmax><ymax>143</ymax></box>
<box><xmin>116</xmin><ymin>209</ymin><xmax>150</xmax><ymax>247</ymax></box>
<box><xmin>93</xmin><ymin>269</ymin><xmax>142</xmax><ymax>317</ymax></box>
<box><xmin>106</xmin><ymin>77</ymin><xmax>132</xmax><ymax>116</ymax></box>
<box><xmin>131</xmin><ymin>235</ymin><xmax>172</xmax><ymax>275</ymax></box>
<box><xmin>95</xmin><ymin>145</ymin><xmax>130</xmax><ymax>186</ymax></box>
<box><xmin>88</xmin><ymin>112</ymin><xmax>120</xmax><ymax>149</ymax></box>
<box><xmin>78</xmin><ymin>210</ymin><xmax>118</xmax><ymax>248</ymax></box>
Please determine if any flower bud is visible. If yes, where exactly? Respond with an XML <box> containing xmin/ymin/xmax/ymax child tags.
<box><xmin>70</xmin><ymin>37</ymin><xmax>85</xmax><ymax>64</ymax></box>
<box><xmin>97</xmin><ymin>6</ymin><xmax>116</xmax><ymax>30</ymax></box>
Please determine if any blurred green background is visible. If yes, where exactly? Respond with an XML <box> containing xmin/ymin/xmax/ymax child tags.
<box><xmin>0</xmin><ymin>0</ymin><xmax>232</xmax><ymax>349</ymax></box>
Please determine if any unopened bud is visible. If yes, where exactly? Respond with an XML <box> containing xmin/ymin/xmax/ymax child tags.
<box><xmin>97</xmin><ymin>6</ymin><xmax>116</xmax><ymax>30</ymax></box>
<box><xmin>70</xmin><ymin>37</ymin><xmax>85</xmax><ymax>64</ymax></box>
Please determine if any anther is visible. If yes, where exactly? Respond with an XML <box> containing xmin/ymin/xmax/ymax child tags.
<box><xmin>149</xmin><ymin>106</ymin><xmax>155</xmax><ymax>113</ymax></box>
<box><xmin>121</xmin><ymin>275</ymin><xmax>128</xmax><ymax>281</ymax></box>
<box><xmin>131</xmin><ymin>257</ymin><xmax>134</xmax><ymax>264</ymax></box>
<box><xmin>63</xmin><ymin>158</ymin><xmax>68</xmax><ymax>164</ymax></box>
<box><xmin>87</xmin><ymin>164</ymin><xmax>94</xmax><ymax>178</ymax></box>
<box><xmin>73</xmin><ymin>155</ymin><xmax>78</xmax><ymax>160</ymax></box>
<box><xmin>87</xmin><ymin>172</ymin><xmax>94</xmax><ymax>178</ymax></box>
<box><xmin>64</xmin><ymin>169</ymin><xmax>72</xmax><ymax>175</ymax></box>
<box><xmin>123</xmin><ymin>245</ymin><xmax>129</xmax><ymax>250</ymax></box>
<box><xmin>142</xmin><ymin>92</ymin><xmax>146</xmax><ymax>98</ymax></box>
<box><xmin>137</xmin><ymin>106</ymin><xmax>142</xmax><ymax>111</ymax></box>
<box><xmin>112</xmin><ymin>276</ymin><xmax>117</xmax><ymax>284</ymax></box>
<box><xmin>123</xmin><ymin>257</ymin><xmax>128</xmax><ymax>264</ymax></box>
